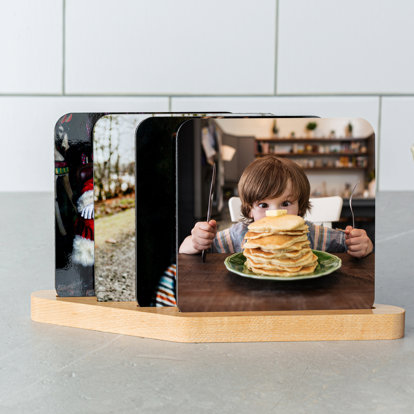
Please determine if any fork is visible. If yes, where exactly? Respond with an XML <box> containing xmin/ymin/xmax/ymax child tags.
<box><xmin>336</xmin><ymin>182</ymin><xmax>358</xmax><ymax>232</ymax></box>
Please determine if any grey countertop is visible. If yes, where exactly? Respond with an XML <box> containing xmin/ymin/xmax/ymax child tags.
<box><xmin>0</xmin><ymin>192</ymin><xmax>413</xmax><ymax>413</ymax></box>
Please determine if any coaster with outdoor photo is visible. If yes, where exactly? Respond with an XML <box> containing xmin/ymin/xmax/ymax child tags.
<box><xmin>176</xmin><ymin>117</ymin><xmax>375</xmax><ymax>312</ymax></box>
<box><xmin>93</xmin><ymin>112</ymin><xmax>236</xmax><ymax>302</ymax></box>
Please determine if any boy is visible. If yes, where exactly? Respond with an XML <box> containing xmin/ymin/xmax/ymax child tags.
<box><xmin>179</xmin><ymin>155</ymin><xmax>373</xmax><ymax>258</ymax></box>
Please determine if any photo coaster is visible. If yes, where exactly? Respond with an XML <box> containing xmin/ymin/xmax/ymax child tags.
<box><xmin>176</xmin><ymin>117</ymin><xmax>375</xmax><ymax>312</ymax></box>
<box><xmin>55</xmin><ymin>113</ymin><xmax>103</xmax><ymax>297</ymax></box>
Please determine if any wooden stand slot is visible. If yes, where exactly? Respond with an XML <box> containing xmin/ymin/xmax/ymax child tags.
<box><xmin>31</xmin><ymin>290</ymin><xmax>405</xmax><ymax>343</ymax></box>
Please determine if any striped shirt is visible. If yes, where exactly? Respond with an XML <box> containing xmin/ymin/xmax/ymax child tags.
<box><xmin>212</xmin><ymin>221</ymin><xmax>347</xmax><ymax>254</ymax></box>
<box><xmin>153</xmin><ymin>264</ymin><xmax>177</xmax><ymax>307</ymax></box>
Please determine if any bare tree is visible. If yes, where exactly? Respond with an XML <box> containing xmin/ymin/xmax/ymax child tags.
<box><xmin>94</xmin><ymin>115</ymin><xmax>121</xmax><ymax>200</ymax></box>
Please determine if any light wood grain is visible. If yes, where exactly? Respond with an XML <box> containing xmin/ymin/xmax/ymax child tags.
<box><xmin>31</xmin><ymin>290</ymin><xmax>405</xmax><ymax>343</ymax></box>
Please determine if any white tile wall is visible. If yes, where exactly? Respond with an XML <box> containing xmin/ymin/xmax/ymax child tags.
<box><xmin>65</xmin><ymin>0</ymin><xmax>276</xmax><ymax>95</ymax></box>
<box><xmin>380</xmin><ymin>98</ymin><xmax>414</xmax><ymax>191</ymax></box>
<box><xmin>0</xmin><ymin>1</ymin><xmax>62</xmax><ymax>93</ymax></box>
<box><xmin>277</xmin><ymin>0</ymin><xmax>414</xmax><ymax>94</ymax></box>
<box><xmin>0</xmin><ymin>1</ymin><xmax>413</xmax><ymax>191</ymax></box>
<box><xmin>0</xmin><ymin>98</ymin><xmax>168</xmax><ymax>192</ymax></box>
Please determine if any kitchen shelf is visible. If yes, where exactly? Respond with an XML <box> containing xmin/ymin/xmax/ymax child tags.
<box><xmin>256</xmin><ymin>137</ymin><xmax>370</xmax><ymax>143</ymax></box>
<box><xmin>302</xmin><ymin>167</ymin><xmax>367</xmax><ymax>171</ymax></box>
<box><xmin>254</xmin><ymin>133</ymin><xmax>375</xmax><ymax>176</ymax></box>
<box><xmin>256</xmin><ymin>152</ymin><xmax>369</xmax><ymax>157</ymax></box>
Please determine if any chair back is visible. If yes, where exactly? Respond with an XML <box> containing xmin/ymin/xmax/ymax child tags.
<box><xmin>228</xmin><ymin>196</ymin><xmax>243</xmax><ymax>222</ymax></box>
<box><xmin>228</xmin><ymin>196</ymin><xmax>343</xmax><ymax>228</ymax></box>
<box><xmin>304</xmin><ymin>196</ymin><xmax>343</xmax><ymax>228</ymax></box>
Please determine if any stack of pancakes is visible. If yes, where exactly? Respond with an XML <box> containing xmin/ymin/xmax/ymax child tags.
<box><xmin>243</xmin><ymin>213</ymin><xmax>318</xmax><ymax>277</ymax></box>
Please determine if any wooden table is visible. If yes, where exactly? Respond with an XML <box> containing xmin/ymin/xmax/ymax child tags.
<box><xmin>177</xmin><ymin>253</ymin><xmax>374</xmax><ymax>312</ymax></box>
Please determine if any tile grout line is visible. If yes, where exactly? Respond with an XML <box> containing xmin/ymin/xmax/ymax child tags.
<box><xmin>2</xmin><ymin>93</ymin><xmax>414</xmax><ymax>98</ymax></box>
<box><xmin>274</xmin><ymin>0</ymin><xmax>279</xmax><ymax>96</ymax></box>
<box><xmin>62</xmin><ymin>0</ymin><xmax>66</xmax><ymax>96</ymax></box>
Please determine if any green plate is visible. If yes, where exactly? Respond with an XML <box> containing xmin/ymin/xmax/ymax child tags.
<box><xmin>224</xmin><ymin>250</ymin><xmax>341</xmax><ymax>281</ymax></box>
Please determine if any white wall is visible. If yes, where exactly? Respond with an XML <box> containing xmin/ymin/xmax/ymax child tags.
<box><xmin>0</xmin><ymin>0</ymin><xmax>413</xmax><ymax>191</ymax></box>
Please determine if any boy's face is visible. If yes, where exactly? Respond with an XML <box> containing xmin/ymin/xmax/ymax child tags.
<box><xmin>249</xmin><ymin>181</ymin><xmax>299</xmax><ymax>221</ymax></box>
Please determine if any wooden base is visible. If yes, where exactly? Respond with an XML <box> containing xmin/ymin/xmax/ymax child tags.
<box><xmin>31</xmin><ymin>290</ymin><xmax>405</xmax><ymax>343</ymax></box>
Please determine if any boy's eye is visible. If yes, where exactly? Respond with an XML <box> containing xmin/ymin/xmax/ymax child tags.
<box><xmin>258</xmin><ymin>203</ymin><xmax>268</xmax><ymax>208</ymax></box>
<box><xmin>282</xmin><ymin>201</ymin><xmax>292</xmax><ymax>207</ymax></box>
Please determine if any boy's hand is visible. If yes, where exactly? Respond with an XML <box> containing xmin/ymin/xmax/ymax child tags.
<box><xmin>191</xmin><ymin>220</ymin><xmax>217</xmax><ymax>252</ymax></box>
<box><xmin>345</xmin><ymin>226</ymin><xmax>373</xmax><ymax>258</ymax></box>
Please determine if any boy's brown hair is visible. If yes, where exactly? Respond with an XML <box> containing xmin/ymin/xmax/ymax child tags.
<box><xmin>238</xmin><ymin>155</ymin><xmax>311</xmax><ymax>219</ymax></box>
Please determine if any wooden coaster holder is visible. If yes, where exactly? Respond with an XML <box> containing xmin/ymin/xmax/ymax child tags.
<box><xmin>31</xmin><ymin>290</ymin><xmax>405</xmax><ymax>343</ymax></box>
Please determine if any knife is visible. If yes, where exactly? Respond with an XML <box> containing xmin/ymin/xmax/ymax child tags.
<box><xmin>202</xmin><ymin>162</ymin><xmax>216</xmax><ymax>262</ymax></box>
<box><xmin>349</xmin><ymin>181</ymin><xmax>358</xmax><ymax>229</ymax></box>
